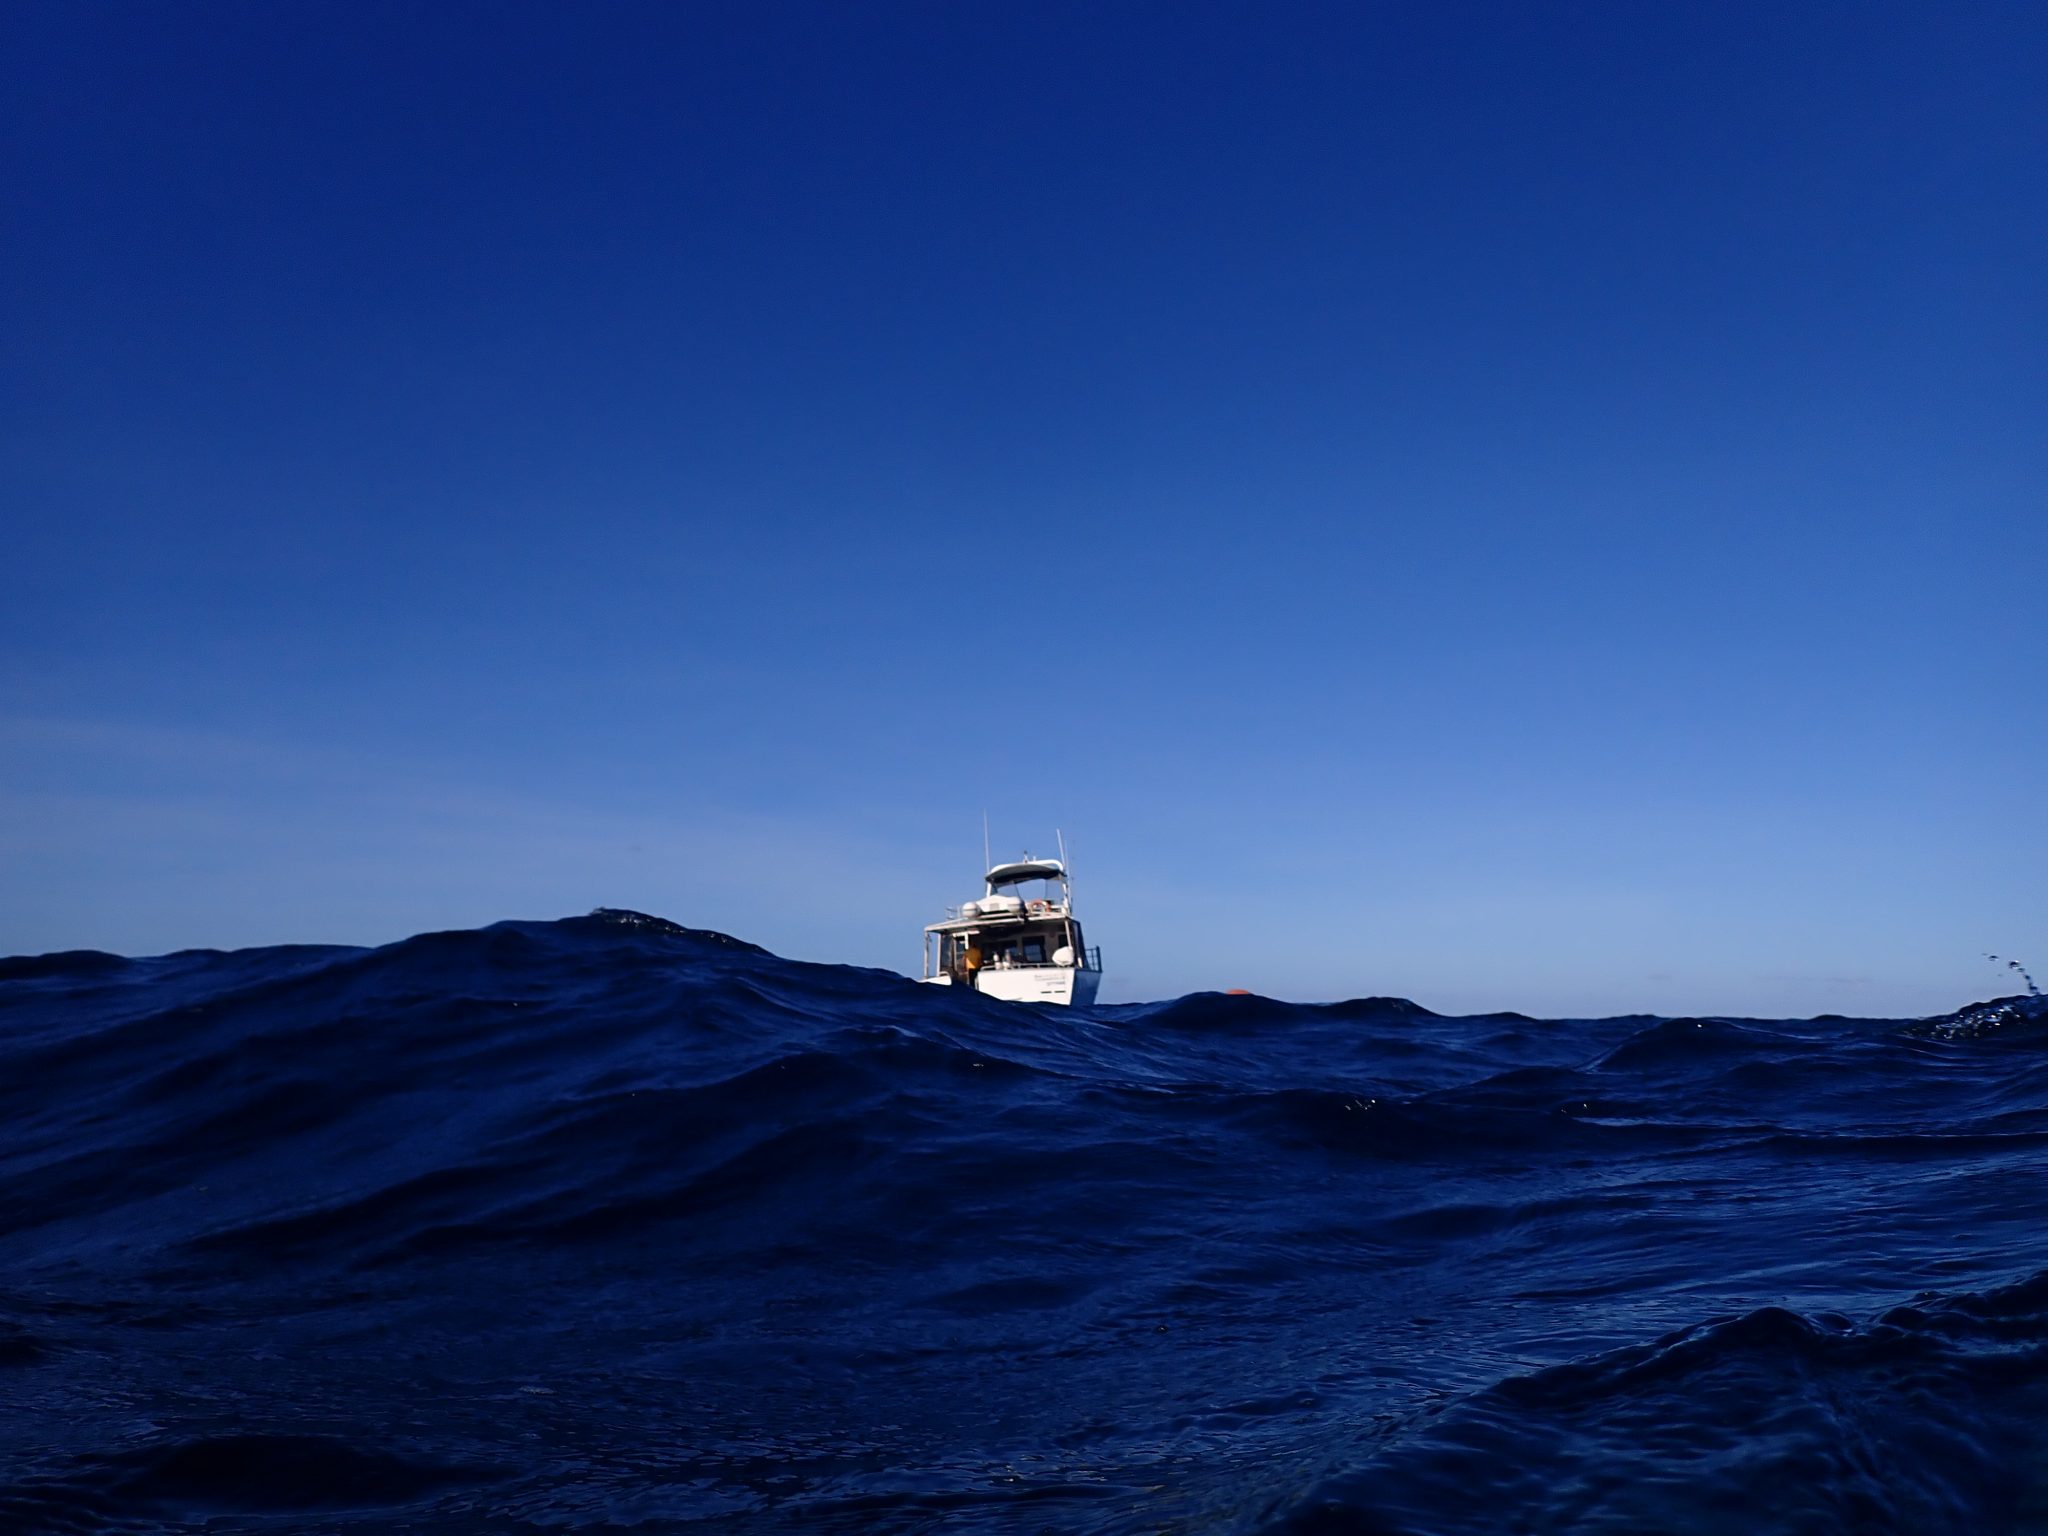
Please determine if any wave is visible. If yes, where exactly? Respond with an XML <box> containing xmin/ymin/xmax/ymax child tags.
<box><xmin>1267</xmin><ymin>1270</ymin><xmax>2048</xmax><ymax>1535</ymax></box>
<box><xmin>3</xmin><ymin>912</ymin><xmax>2045</xmax><ymax>1532</ymax></box>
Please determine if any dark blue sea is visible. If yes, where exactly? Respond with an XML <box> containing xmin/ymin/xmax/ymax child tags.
<box><xmin>3</xmin><ymin>911</ymin><xmax>2046</xmax><ymax>1534</ymax></box>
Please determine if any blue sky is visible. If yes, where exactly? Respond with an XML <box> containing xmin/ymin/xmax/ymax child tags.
<box><xmin>5</xmin><ymin>2</ymin><xmax>2042</xmax><ymax>1015</ymax></box>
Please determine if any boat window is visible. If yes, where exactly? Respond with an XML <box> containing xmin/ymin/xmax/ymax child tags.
<box><xmin>1023</xmin><ymin>938</ymin><xmax>1046</xmax><ymax>964</ymax></box>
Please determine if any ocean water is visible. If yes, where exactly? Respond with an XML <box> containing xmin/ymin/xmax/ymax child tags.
<box><xmin>2</xmin><ymin>911</ymin><xmax>2046</xmax><ymax>1534</ymax></box>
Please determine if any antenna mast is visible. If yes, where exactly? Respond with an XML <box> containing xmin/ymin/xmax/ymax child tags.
<box><xmin>982</xmin><ymin>811</ymin><xmax>991</xmax><ymax>876</ymax></box>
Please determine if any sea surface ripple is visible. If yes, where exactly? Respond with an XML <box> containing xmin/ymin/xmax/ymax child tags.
<box><xmin>2</xmin><ymin>911</ymin><xmax>2046</xmax><ymax>1533</ymax></box>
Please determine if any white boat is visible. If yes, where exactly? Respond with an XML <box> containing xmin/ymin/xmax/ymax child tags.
<box><xmin>919</xmin><ymin>853</ymin><xmax>1103</xmax><ymax>1006</ymax></box>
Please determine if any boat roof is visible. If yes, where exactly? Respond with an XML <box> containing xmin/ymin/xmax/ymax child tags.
<box><xmin>926</xmin><ymin>901</ymin><xmax>1074</xmax><ymax>934</ymax></box>
<box><xmin>986</xmin><ymin>858</ymin><xmax>1066</xmax><ymax>887</ymax></box>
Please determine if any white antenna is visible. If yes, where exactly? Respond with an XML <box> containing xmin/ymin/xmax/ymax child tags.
<box><xmin>1057</xmin><ymin>827</ymin><xmax>1067</xmax><ymax>869</ymax></box>
<box><xmin>982</xmin><ymin>811</ymin><xmax>991</xmax><ymax>875</ymax></box>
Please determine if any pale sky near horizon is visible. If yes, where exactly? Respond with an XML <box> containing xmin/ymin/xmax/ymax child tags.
<box><xmin>5</xmin><ymin>2</ymin><xmax>2043</xmax><ymax>1017</ymax></box>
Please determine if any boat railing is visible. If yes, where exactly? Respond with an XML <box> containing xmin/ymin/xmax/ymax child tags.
<box><xmin>941</xmin><ymin>902</ymin><xmax>1071</xmax><ymax>923</ymax></box>
<box><xmin>969</xmin><ymin>945</ymin><xmax>1103</xmax><ymax>974</ymax></box>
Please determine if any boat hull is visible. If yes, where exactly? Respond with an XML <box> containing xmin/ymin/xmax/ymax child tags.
<box><xmin>920</xmin><ymin>968</ymin><xmax>1102</xmax><ymax>1006</ymax></box>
